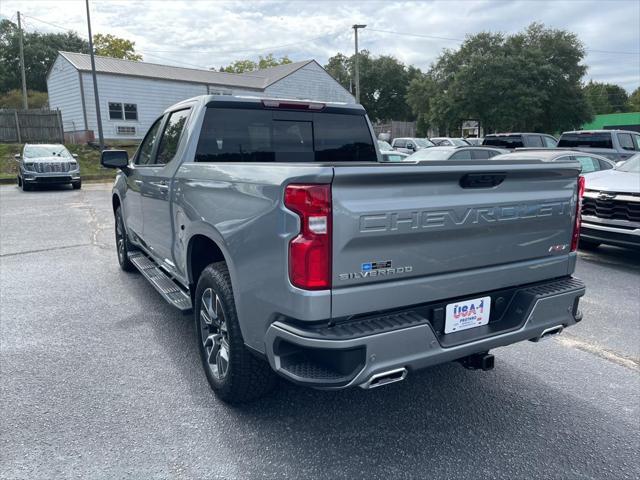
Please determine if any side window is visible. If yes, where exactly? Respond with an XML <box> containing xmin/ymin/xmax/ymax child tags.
<box><xmin>450</xmin><ymin>150</ymin><xmax>472</xmax><ymax>160</ymax></box>
<box><xmin>632</xmin><ymin>134</ymin><xmax>640</xmax><ymax>150</ymax></box>
<box><xmin>527</xmin><ymin>135</ymin><xmax>544</xmax><ymax>147</ymax></box>
<box><xmin>575</xmin><ymin>155</ymin><xmax>598</xmax><ymax>173</ymax></box>
<box><xmin>108</xmin><ymin>102</ymin><xmax>123</xmax><ymax>120</ymax></box>
<box><xmin>135</xmin><ymin>117</ymin><xmax>164</xmax><ymax>166</ymax></box>
<box><xmin>155</xmin><ymin>109</ymin><xmax>191</xmax><ymax>165</ymax></box>
<box><xmin>394</xmin><ymin>139</ymin><xmax>406</xmax><ymax>148</ymax></box>
<box><xmin>543</xmin><ymin>135</ymin><xmax>557</xmax><ymax>147</ymax></box>
<box><xmin>471</xmin><ymin>149</ymin><xmax>490</xmax><ymax>159</ymax></box>
<box><xmin>597</xmin><ymin>158</ymin><xmax>614</xmax><ymax>170</ymax></box>
<box><xmin>618</xmin><ymin>133</ymin><xmax>634</xmax><ymax>151</ymax></box>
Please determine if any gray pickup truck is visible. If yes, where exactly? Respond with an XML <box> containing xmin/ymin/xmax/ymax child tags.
<box><xmin>102</xmin><ymin>95</ymin><xmax>586</xmax><ymax>403</ymax></box>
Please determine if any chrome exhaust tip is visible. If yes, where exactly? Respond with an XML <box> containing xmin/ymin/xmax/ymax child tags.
<box><xmin>360</xmin><ymin>367</ymin><xmax>408</xmax><ymax>389</ymax></box>
<box><xmin>530</xmin><ymin>325</ymin><xmax>564</xmax><ymax>342</ymax></box>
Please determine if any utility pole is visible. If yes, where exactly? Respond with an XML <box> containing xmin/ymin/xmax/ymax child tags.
<box><xmin>352</xmin><ymin>24</ymin><xmax>366</xmax><ymax>104</ymax></box>
<box><xmin>85</xmin><ymin>0</ymin><xmax>104</xmax><ymax>149</ymax></box>
<box><xmin>17</xmin><ymin>12</ymin><xmax>28</xmax><ymax>110</ymax></box>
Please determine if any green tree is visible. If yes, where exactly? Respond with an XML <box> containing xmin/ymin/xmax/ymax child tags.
<box><xmin>219</xmin><ymin>54</ymin><xmax>291</xmax><ymax>73</ymax></box>
<box><xmin>324</xmin><ymin>51</ymin><xmax>419</xmax><ymax>122</ymax></box>
<box><xmin>583</xmin><ymin>81</ymin><xmax>629</xmax><ymax>114</ymax></box>
<box><xmin>0</xmin><ymin>19</ymin><xmax>88</xmax><ymax>93</ymax></box>
<box><xmin>0</xmin><ymin>89</ymin><xmax>48</xmax><ymax>108</ymax></box>
<box><xmin>408</xmin><ymin>23</ymin><xmax>592</xmax><ymax>134</ymax></box>
<box><xmin>629</xmin><ymin>87</ymin><xmax>640</xmax><ymax>111</ymax></box>
<box><xmin>93</xmin><ymin>33</ymin><xmax>142</xmax><ymax>61</ymax></box>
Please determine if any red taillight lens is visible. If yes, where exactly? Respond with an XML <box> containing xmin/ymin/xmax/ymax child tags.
<box><xmin>571</xmin><ymin>175</ymin><xmax>585</xmax><ymax>252</ymax></box>
<box><xmin>284</xmin><ymin>184</ymin><xmax>332</xmax><ymax>290</ymax></box>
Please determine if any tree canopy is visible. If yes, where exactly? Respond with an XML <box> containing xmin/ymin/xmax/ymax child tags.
<box><xmin>583</xmin><ymin>81</ymin><xmax>630</xmax><ymax>114</ymax></box>
<box><xmin>324</xmin><ymin>51</ymin><xmax>420</xmax><ymax>122</ymax></box>
<box><xmin>0</xmin><ymin>19</ymin><xmax>88</xmax><ymax>93</ymax></box>
<box><xmin>629</xmin><ymin>87</ymin><xmax>640</xmax><ymax>112</ymax></box>
<box><xmin>93</xmin><ymin>33</ymin><xmax>142</xmax><ymax>61</ymax></box>
<box><xmin>218</xmin><ymin>54</ymin><xmax>292</xmax><ymax>73</ymax></box>
<box><xmin>405</xmin><ymin>23</ymin><xmax>593</xmax><ymax>134</ymax></box>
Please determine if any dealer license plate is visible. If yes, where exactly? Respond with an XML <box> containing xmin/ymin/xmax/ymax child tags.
<box><xmin>444</xmin><ymin>296</ymin><xmax>491</xmax><ymax>334</ymax></box>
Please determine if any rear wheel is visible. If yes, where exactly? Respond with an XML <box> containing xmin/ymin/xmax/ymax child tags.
<box><xmin>114</xmin><ymin>207</ymin><xmax>136</xmax><ymax>272</ymax></box>
<box><xmin>195</xmin><ymin>262</ymin><xmax>277</xmax><ymax>403</ymax></box>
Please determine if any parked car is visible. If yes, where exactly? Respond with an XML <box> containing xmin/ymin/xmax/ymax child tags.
<box><xmin>15</xmin><ymin>144</ymin><xmax>81</xmax><ymax>191</ymax></box>
<box><xmin>391</xmin><ymin>137</ymin><xmax>434</xmax><ymax>154</ymax></box>
<box><xmin>102</xmin><ymin>95</ymin><xmax>585</xmax><ymax>403</ymax></box>
<box><xmin>408</xmin><ymin>146</ymin><xmax>508</xmax><ymax>161</ymax></box>
<box><xmin>431</xmin><ymin>137</ymin><xmax>471</xmax><ymax>147</ymax></box>
<box><xmin>557</xmin><ymin>130</ymin><xmax>640</xmax><ymax>162</ymax></box>
<box><xmin>483</xmin><ymin>133</ymin><xmax>558</xmax><ymax>149</ymax></box>
<box><xmin>464</xmin><ymin>138</ymin><xmax>483</xmax><ymax>146</ymax></box>
<box><xmin>579</xmin><ymin>153</ymin><xmax>640</xmax><ymax>249</ymax></box>
<box><xmin>380</xmin><ymin>151</ymin><xmax>409</xmax><ymax>162</ymax></box>
<box><xmin>377</xmin><ymin>140</ymin><xmax>394</xmax><ymax>151</ymax></box>
<box><xmin>509</xmin><ymin>149</ymin><xmax>616</xmax><ymax>174</ymax></box>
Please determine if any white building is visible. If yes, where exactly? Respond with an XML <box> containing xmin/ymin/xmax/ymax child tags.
<box><xmin>46</xmin><ymin>51</ymin><xmax>354</xmax><ymax>141</ymax></box>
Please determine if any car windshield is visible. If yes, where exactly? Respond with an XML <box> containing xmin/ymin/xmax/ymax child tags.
<box><xmin>408</xmin><ymin>147</ymin><xmax>454</xmax><ymax>161</ymax></box>
<box><xmin>415</xmin><ymin>138</ymin><xmax>434</xmax><ymax>147</ymax></box>
<box><xmin>24</xmin><ymin>145</ymin><xmax>72</xmax><ymax>159</ymax></box>
<box><xmin>558</xmin><ymin>132</ymin><xmax>613</xmax><ymax>149</ymax></box>
<box><xmin>483</xmin><ymin>135</ymin><xmax>524</xmax><ymax>148</ymax></box>
<box><xmin>378</xmin><ymin>140</ymin><xmax>393</xmax><ymax>151</ymax></box>
<box><xmin>451</xmin><ymin>138</ymin><xmax>470</xmax><ymax>146</ymax></box>
<box><xmin>616</xmin><ymin>154</ymin><xmax>640</xmax><ymax>172</ymax></box>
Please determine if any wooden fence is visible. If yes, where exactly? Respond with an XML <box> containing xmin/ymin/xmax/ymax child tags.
<box><xmin>0</xmin><ymin>109</ymin><xmax>64</xmax><ymax>143</ymax></box>
<box><xmin>373</xmin><ymin>120</ymin><xmax>416</xmax><ymax>140</ymax></box>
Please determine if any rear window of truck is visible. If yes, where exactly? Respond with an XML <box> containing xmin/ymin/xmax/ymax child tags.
<box><xmin>195</xmin><ymin>107</ymin><xmax>377</xmax><ymax>163</ymax></box>
<box><xmin>482</xmin><ymin>135</ymin><xmax>524</xmax><ymax>148</ymax></box>
<box><xmin>558</xmin><ymin>132</ymin><xmax>613</xmax><ymax>149</ymax></box>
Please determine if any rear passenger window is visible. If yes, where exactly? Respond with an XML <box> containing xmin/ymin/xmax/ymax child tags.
<box><xmin>471</xmin><ymin>149</ymin><xmax>490</xmax><ymax>159</ymax></box>
<box><xmin>575</xmin><ymin>155</ymin><xmax>599</xmax><ymax>173</ymax></box>
<box><xmin>618</xmin><ymin>133</ymin><xmax>635</xmax><ymax>151</ymax></box>
<box><xmin>155</xmin><ymin>109</ymin><xmax>191</xmax><ymax>165</ymax></box>
<box><xmin>527</xmin><ymin>135</ymin><xmax>544</xmax><ymax>147</ymax></box>
<box><xmin>195</xmin><ymin>108</ymin><xmax>376</xmax><ymax>163</ymax></box>
<box><xmin>450</xmin><ymin>150</ymin><xmax>472</xmax><ymax>160</ymax></box>
<box><xmin>598</xmin><ymin>159</ymin><xmax>614</xmax><ymax>170</ymax></box>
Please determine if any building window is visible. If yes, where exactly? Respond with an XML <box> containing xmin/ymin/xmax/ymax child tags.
<box><xmin>108</xmin><ymin>102</ymin><xmax>123</xmax><ymax>120</ymax></box>
<box><xmin>116</xmin><ymin>125</ymin><xmax>136</xmax><ymax>136</ymax></box>
<box><xmin>108</xmin><ymin>102</ymin><xmax>138</xmax><ymax>121</ymax></box>
<box><xmin>124</xmin><ymin>103</ymin><xmax>138</xmax><ymax>120</ymax></box>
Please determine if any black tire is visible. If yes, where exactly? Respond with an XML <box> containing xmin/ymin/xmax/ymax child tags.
<box><xmin>195</xmin><ymin>262</ymin><xmax>277</xmax><ymax>403</ymax></box>
<box><xmin>72</xmin><ymin>180</ymin><xmax>82</xmax><ymax>190</ymax></box>
<box><xmin>580</xmin><ymin>239</ymin><xmax>601</xmax><ymax>250</ymax></box>
<box><xmin>17</xmin><ymin>176</ymin><xmax>21</xmax><ymax>187</ymax></box>
<box><xmin>22</xmin><ymin>179</ymin><xmax>31</xmax><ymax>191</ymax></box>
<box><xmin>114</xmin><ymin>207</ymin><xmax>136</xmax><ymax>272</ymax></box>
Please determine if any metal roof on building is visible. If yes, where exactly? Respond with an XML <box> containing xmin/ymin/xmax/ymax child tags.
<box><xmin>57</xmin><ymin>51</ymin><xmax>314</xmax><ymax>90</ymax></box>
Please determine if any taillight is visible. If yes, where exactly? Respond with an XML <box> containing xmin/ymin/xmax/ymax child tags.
<box><xmin>284</xmin><ymin>184</ymin><xmax>332</xmax><ymax>290</ymax></box>
<box><xmin>571</xmin><ymin>175</ymin><xmax>586</xmax><ymax>252</ymax></box>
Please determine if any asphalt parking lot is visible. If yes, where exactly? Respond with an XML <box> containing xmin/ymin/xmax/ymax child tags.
<box><xmin>1</xmin><ymin>183</ymin><xmax>638</xmax><ymax>480</ymax></box>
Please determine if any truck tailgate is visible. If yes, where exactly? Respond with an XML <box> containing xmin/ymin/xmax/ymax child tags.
<box><xmin>331</xmin><ymin>161</ymin><xmax>580</xmax><ymax>317</ymax></box>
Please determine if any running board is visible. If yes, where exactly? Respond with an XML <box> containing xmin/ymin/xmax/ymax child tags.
<box><xmin>128</xmin><ymin>252</ymin><xmax>192</xmax><ymax>312</ymax></box>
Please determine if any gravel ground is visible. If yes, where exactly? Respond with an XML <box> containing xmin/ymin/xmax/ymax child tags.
<box><xmin>1</xmin><ymin>183</ymin><xmax>638</xmax><ymax>480</ymax></box>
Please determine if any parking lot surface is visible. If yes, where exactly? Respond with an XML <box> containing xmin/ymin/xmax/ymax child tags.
<box><xmin>1</xmin><ymin>183</ymin><xmax>639</xmax><ymax>479</ymax></box>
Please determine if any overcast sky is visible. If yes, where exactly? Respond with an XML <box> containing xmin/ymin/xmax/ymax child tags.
<box><xmin>2</xmin><ymin>0</ymin><xmax>639</xmax><ymax>91</ymax></box>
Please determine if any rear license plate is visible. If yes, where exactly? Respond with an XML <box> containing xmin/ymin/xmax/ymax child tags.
<box><xmin>444</xmin><ymin>296</ymin><xmax>491</xmax><ymax>334</ymax></box>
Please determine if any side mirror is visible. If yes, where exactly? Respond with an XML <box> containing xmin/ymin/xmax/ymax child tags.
<box><xmin>72</xmin><ymin>153</ymin><xmax>78</xmax><ymax>158</ymax></box>
<box><xmin>101</xmin><ymin>150</ymin><xmax>129</xmax><ymax>169</ymax></box>
<box><xmin>14</xmin><ymin>153</ymin><xmax>20</xmax><ymax>160</ymax></box>
<box><xmin>407</xmin><ymin>144</ymin><xmax>414</xmax><ymax>151</ymax></box>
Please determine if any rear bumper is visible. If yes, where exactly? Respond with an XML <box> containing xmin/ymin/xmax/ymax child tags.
<box><xmin>264</xmin><ymin>277</ymin><xmax>585</xmax><ymax>389</ymax></box>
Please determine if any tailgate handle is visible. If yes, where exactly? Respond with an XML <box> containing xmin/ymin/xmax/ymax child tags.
<box><xmin>460</xmin><ymin>173</ymin><xmax>506</xmax><ymax>189</ymax></box>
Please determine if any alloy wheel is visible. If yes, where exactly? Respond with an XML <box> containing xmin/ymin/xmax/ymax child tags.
<box><xmin>199</xmin><ymin>288</ymin><xmax>230</xmax><ymax>380</ymax></box>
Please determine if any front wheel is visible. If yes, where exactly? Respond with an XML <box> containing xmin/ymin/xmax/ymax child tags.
<box><xmin>72</xmin><ymin>180</ymin><xmax>82</xmax><ymax>190</ymax></box>
<box><xmin>114</xmin><ymin>207</ymin><xmax>136</xmax><ymax>272</ymax></box>
<box><xmin>195</xmin><ymin>262</ymin><xmax>277</xmax><ymax>403</ymax></box>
